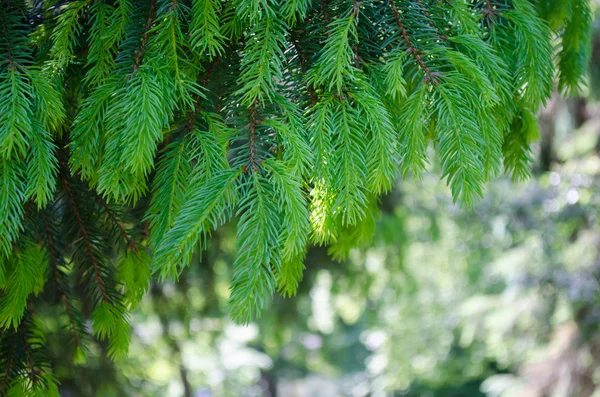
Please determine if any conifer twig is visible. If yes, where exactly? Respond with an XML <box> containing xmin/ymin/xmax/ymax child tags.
<box><xmin>483</xmin><ymin>0</ymin><xmax>499</xmax><ymax>17</ymax></box>
<box><xmin>0</xmin><ymin>16</ymin><xmax>15</xmax><ymax>70</ymax></box>
<box><xmin>0</xmin><ymin>344</ymin><xmax>16</xmax><ymax>393</ymax></box>
<box><xmin>248</xmin><ymin>105</ymin><xmax>259</xmax><ymax>169</ymax></box>
<box><xmin>291</xmin><ymin>34</ymin><xmax>317</xmax><ymax>104</ymax></box>
<box><xmin>96</xmin><ymin>195</ymin><xmax>138</xmax><ymax>252</ymax></box>
<box><xmin>62</xmin><ymin>295</ymin><xmax>83</xmax><ymax>349</ymax></box>
<box><xmin>43</xmin><ymin>212</ymin><xmax>84</xmax><ymax>349</ymax></box>
<box><xmin>389</xmin><ymin>0</ymin><xmax>439</xmax><ymax>84</ymax></box>
<box><xmin>62</xmin><ymin>177</ymin><xmax>110</xmax><ymax>303</ymax></box>
<box><xmin>43</xmin><ymin>213</ymin><xmax>62</xmax><ymax>299</ymax></box>
<box><xmin>132</xmin><ymin>0</ymin><xmax>157</xmax><ymax>73</ymax></box>
<box><xmin>20</xmin><ymin>322</ymin><xmax>38</xmax><ymax>385</ymax></box>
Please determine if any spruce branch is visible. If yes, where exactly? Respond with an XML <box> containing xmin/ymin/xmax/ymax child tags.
<box><xmin>389</xmin><ymin>0</ymin><xmax>439</xmax><ymax>85</ymax></box>
<box><xmin>96</xmin><ymin>193</ymin><xmax>138</xmax><ymax>253</ymax></box>
<box><xmin>0</xmin><ymin>343</ymin><xmax>17</xmax><ymax>394</ymax></box>
<box><xmin>132</xmin><ymin>0</ymin><xmax>157</xmax><ymax>74</ymax></box>
<box><xmin>61</xmin><ymin>176</ymin><xmax>110</xmax><ymax>303</ymax></box>
<box><xmin>483</xmin><ymin>0</ymin><xmax>498</xmax><ymax>18</ymax></box>
<box><xmin>0</xmin><ymin>1</ymin><xmax>594</xmax><ymax>378</ymax></box>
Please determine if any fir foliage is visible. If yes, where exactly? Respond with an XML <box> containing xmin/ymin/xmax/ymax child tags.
<box><xmin>0</xmin><ymin>0</ymin><xmax>593</xmax><ymax>392</ymax></box>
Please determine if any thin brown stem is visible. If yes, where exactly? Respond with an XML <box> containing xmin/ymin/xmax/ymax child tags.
<box><xmin>483</xmin><ymin>0</ymin><xmax>498</xmax><ymax>17</ymax></box>
<box><xmin>416</xmin><ymin>0</ymin><xmax>447</xmax><ymax>41</ymax></box>
<box><xmin>202</xmin><ymin>57</ymin><xmax>219</xmax><ymax>86</ymax></box>
<box><xmin>352</xmin><ymin>1</ymin><xmax>363</xmax><ymax>67</ymax></box>
<box><xmin>291</xmin><ymin>36</ymin><xmax>318</xmax><ymax>104</ymax></box>
<box><xmin>62</xmin><ymin>178</ymin><xmax>110</xmax><ymax>303</ymax></box>
<box><xmin>248</xmin><ymin>105</ymin><xmax>258</xmax><ymax>170</ymax></box>
<box><xmin>389</xmin><ymin>0</ymin><xmax>439</xmax><ymax>84</ymax></box>
<box><xmin>96</xmin><ymin>195</ymin><xmax>138</xmax><ymax>252</ymax></box>
<box><xmin>62</xmin><ymin>295</ymin><xmax>82</xmax><ymax>349</ymax></box>
<box><xmin>185</xmin><ymin>57</ymin><xmax>220</xmax><ymax>130</ymax></box>
<box><xmin>132</xmin><ymin>0</ymin><xmax>157</xmax><ymax>73</ymax></box>
<box><xmin>0</xmin><ymin>16</ymin><xmax>15</xmax><ymax>69</ymax></box>
<box><xmin>0</xmin><ymin>344</ymin><xmax>17</xmax><ymax>393</ymax></box>
<box><xmin>43</xmin><ymin>213</ymin><xmax>83</xmax><ymax>348</ymax></box>
<box><xmin>20</xmin><ymin>323</ymin><xmax>38</xmax><ymax>385</ymax></box>
<box><xmin>43</xmin><ymin>213</ymin><xmax>62</xmax><ymax>299</ymax></box>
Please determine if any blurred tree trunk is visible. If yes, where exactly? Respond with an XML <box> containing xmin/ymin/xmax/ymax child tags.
<box><xmin>260</xmin><ymin>369</ymin><xmax>277</xmax><ymax>397</ymax></box>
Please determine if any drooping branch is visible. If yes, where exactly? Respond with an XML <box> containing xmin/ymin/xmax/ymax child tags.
<box><xmin>20</xmin><ymin>322</ymin><xmax>38</xmax><ymax>386</ymax></box>
<box><xmin>0</xmin><ymin>14</ymin><xmax>15</xmax><ymax>70</ymax></box>
<box><xmin>62</xmin><ymin>295</ymin><xmax>82</xmax><ymax>349</ymax></box>
<box><xmin>0</xmin><ymin>343</ymin><xmax>17</xmax><ymax>393</ymax></box>
<box><xmin>43</xmin><ymin>212</ymin><xmax>83</xmax><ymax>349</ymax></box>
<box><xmin>290</xmin><ymin>33</ymin><xmax>317</xmax><ymax>104</ymax></box>
<box><xmin>416</xmin><ymin>0</ymin><xmax>447</xmax><ymax>41</ymax></box>
<box><xmin>389</xmin><ymin>0</ymin><xmax>439</xmax><ymax>84</ymax></box>
<box><xmin>43</xmin><ymin>213</ymin><xmax>62</xmax><ymax>300</ymax></box>
<box><xmin>248</xmin><ymin>105</ymin><xmax>259</xmax><ymax>170</ymax></box>
<box><xmin>96</xmin><ymin>195</ymin><xmax>138</xmax><ymax>252</ymax></box>
<box><xmin>132</xmin><ymin>0</ymin><xmax>157</xmax><ymax>73</ymax></box>
<box><xmin>202</xmin><ymin>56</ymin><xmax>219</xmax><ymax>86</ymax></box>
<box><xmin>62</xmin><ymin>177</ymin><xmax>110</xmax><ymax>303</ymax></box>
<box><xmin>184</xmin><ymin>56</ymin><xmax>220</xmax><ymax>131</ymax></box>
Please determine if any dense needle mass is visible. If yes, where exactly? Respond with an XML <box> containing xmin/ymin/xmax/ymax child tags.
<box><xmin>0</xmin><ymin>0</ymin><xmax>593</xmax><ymax>394</ymax></box>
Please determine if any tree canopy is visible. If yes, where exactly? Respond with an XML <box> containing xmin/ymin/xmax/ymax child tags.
<box><xmin>0</xmin><ymin>0</ymin><xmax>594</xmax><ymax>395</ymax></box>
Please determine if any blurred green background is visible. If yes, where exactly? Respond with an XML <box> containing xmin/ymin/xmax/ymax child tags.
<box><xmin>46</xmin><ymin>6</ymin><xmax>600</xmax><ymax>397</ymax></box>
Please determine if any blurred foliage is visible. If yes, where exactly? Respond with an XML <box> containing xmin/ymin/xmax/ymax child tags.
<box><xmin>46</xmin><ymin>95</ymin><xmax>600</xmax><ymax>397</ymax></box>
<box><xmin>36</xmin><ymin>6</ymin><xmax>600</xmax><ymax>397</ymax></box>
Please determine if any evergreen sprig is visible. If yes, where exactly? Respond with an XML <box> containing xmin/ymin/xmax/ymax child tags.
<box><xmin>0</xmin><ymin>0</ymin><xmax>594</xmax><ymax>392</ymax></box>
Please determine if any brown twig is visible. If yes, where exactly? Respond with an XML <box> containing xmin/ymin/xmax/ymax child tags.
<box><xmin>20</xmin><ymin>322</ymin><xmax>39</xmax><ymax>385</ymax></box>
<box><xmin>132</xmin><ymin>0</ymin><xmax>157</xmax><ymax>73</ymax></box>
<box><xmin>248</xmin><ymin>105</ymin><xmax>259</xmax><ymax>170</ymax></box>
<box><xmin>0</xmin><ymin>344</ymin><xmax>17</xmax><ymax>393</ymax></box>
<box><xmin>184</xmin><ymin>57</ymin><xmax>220</xmax><ymax>131</ymax></box>
<box><xmin>291</xmin><ymin>35</ymin><xmax>318</xmax><ymax>104</ymax></box>
<box><xmin>43</xmin><ymin>213</ymin><xmax>63</xmax><ymax>300</ymax></box>
<box><xmin>0</xmin><ymin>15</ymin><xmax>15</xmax><ymax>70</ymax></box>
<box><xmin>62</xmin><ymin>177</ymin><xmax>110</xmax><ymax>303</ymax></box>
<box><xmin>417</xmin><ymin>0</ymin><xmax>447</xmax><ymax>41</ymax></box>
<box><xmin>96</xmin><ymin>195</ymin><xmax>138</xmax><ymax>253</ymax></box>
<box><xmin>62</xmin><ymin>295</ymin><xmax>82</xmax><ymax>349</ymax></box>
<box><xmin>483</xmin><ymin>0</ymin><xmax>498</xmax><ymax>17</ymax></box>
<box><xmin>389</xmin><ymin>0</ymin><xmax>440</xmax><ymax>84</ymax></box>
